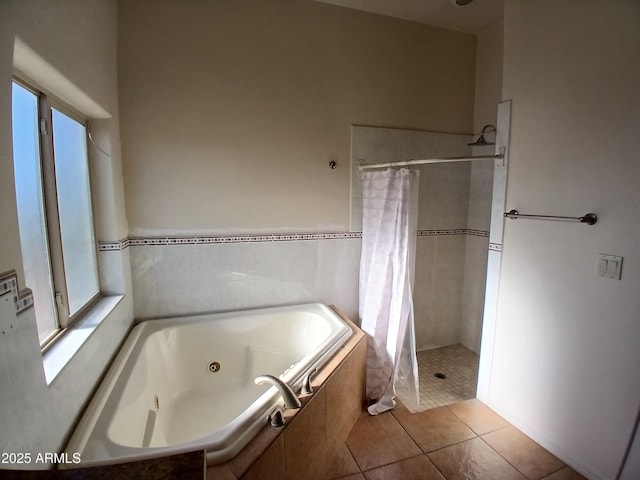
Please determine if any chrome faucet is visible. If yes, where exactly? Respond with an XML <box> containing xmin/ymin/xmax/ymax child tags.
<box><xmin>254</xmin><ymin>374</ymin><xmax>302</xmax><ymax>409</ymax></box>
<box><xmin>301</xmin><ymin>368</ymin><xmax>318</xmax><ymax>395</ymax></box>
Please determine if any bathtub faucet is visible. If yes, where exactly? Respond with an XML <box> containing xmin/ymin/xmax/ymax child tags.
<box><xmin>254</xmin><ymin>375</ymin><xmax>302</xmax><ymax>409</ymax></box>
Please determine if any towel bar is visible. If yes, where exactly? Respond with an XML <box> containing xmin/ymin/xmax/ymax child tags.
<box><xmin>504</xmin><ymin>209</ymin><xmax>597</xmax><ymax>225</ymax></box>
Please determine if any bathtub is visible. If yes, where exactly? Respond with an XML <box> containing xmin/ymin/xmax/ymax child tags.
<box><xmin>64</xmin><ymin>303</ymin><xmax>352</xmax><ymax>467</ymax></box>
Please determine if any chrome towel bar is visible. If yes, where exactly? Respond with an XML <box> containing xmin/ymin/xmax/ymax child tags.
<box><xmin>504</xmin><ymin>209</ymin><xmax>597</xmax><ymax>225</ymax></box>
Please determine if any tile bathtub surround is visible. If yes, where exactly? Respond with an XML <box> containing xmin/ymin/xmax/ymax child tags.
<box><xmin>120</xmin><ymin>227</ymin><xmax>488</xmax><ymax>323</ymax></box>
<box><xmin>129</xmin><ymin>235</ymin><xmax>362</xmax><ymax>321</ymax></box>
<box><xmin>120</xmin><ymin>228</ymin><xmax>490</xmax><ymax>323</ymax></box>
<box><xmin>205</xmin><ymin>308</ymin><xmax>366</xmax><ymax>480</ymax></box>
<box><xmin>99</xmin><ymin>229</ymin><xmax>487</xmax><ymax>250</ymax></box>
<box><xmin>334</xmin><ymin>399</ymin><xmax>586</xmax><ymax>480</ymax></box>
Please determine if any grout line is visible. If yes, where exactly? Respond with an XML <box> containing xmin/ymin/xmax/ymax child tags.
<box><xmin>423</xmin><ymin>452</ymin><xmax>450</xmax><ymax>480</ymax></box>
<box><xmin>358</xmin><ymin>453</ymin><xmax>425</xmax><ymax>474</ymax></box>
<box><xmin>479</xmin><ymin>430</ymin><xmax>569</xmax><ymax>480</ymax></box>
<box><xmin>473</xmin><ymin>424</ymin><xmax>509</xmax><ymax>436</ymax></box>
<box><xmin>389</xmin><ymin>407</ymin><xmax>479</xmax><ymax>457</ymax></box>
<box><xmin>539</xmin><ymin>465</ymin><xmax>570</xmax><ymax>480</ymax></box>
<box><xmin>477</xmin><ymin>435</ymin><xmax>528</xmax><ymax>479</ymax></box>
<box><xmin>540</xmin><ymin>465</ymin><xmax>568</xmax><ymax>480</ymax></box>
<box><xmin>388</xmin><ymin>412</ymin><xmax>423</xmax><ymax>455</ymax></box>
<box><xmin>423</xmin><ymin>435</ymin><xmax>480</xmax><ymax>455</ymax></box>
<box><xmin>344</xmin><ymin>440</ymin><xmax>364</xmax><ymax>474</ymax></box>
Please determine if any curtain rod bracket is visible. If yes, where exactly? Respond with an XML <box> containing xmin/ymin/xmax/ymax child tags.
<box><xmin>496</xmin><ymin>146</ymin><xmax>506</xmax><ymax>167</ymax></box>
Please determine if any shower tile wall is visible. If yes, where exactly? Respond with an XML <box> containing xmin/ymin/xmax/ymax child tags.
<box><xmin>414</xmin><ymin>233</ymin><xmax>467</xmax><ymax>350</ymax></box>
<box><xmin>351</xmin><ymin>126</ymin><xmax>493</xmax><ymax>353</ymax></box>
<box><xmin>351</xmin><ymin>126</ymin><xmax>475</xmax><ymax>232</ymax></box>
<box><xmin>461</xmin><ymin>156</ymin><xmax>494</xmax><ymax>353</ymax></box>
<box><xmin>461</xmin><ymin>234</ymin><xmax>491</xmax><ymax>352</ymax></box>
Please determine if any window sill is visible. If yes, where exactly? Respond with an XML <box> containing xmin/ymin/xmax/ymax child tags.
<box><xmin>43</xmin><ymin>295</ymin><xmax>123</xmax><ymax>385</ymax></box>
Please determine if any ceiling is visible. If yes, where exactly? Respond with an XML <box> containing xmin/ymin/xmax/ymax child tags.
<box><xmin>312</xmin><ymin>0</ymin><xmax>503</xmax><ymax>34</ymax></box>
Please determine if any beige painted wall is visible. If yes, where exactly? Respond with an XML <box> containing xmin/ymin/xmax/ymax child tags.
<box><xmin>473</xmin><ymin>21</ymin><xmax>503</xmax><ymax>132</ymax></box>
<box><xmin>1</xmin><ymin>0</ymin><xmax>129</xmax><ymax>284</ymax></box>
<box><xmin>0</xmin><ymin>0</ymin><xmax>133</xmax><ymax>457</ymax></box>
<box><xmin>118</xmin><ymin>0</ymin><xmax>476</xmax><ymax>235</ymax></box>
<box><xmin>488</xmin><ymin>1</ymin><xmax>640</xmax><ymax>478</ymax></box>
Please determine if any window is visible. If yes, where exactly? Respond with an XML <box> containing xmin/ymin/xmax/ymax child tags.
<box><xmin>11</xmin><ymin>79</ymin><xmax>100</xmax><ymax>347</ymax></box>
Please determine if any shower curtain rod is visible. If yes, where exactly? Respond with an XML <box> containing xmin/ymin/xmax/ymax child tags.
<box><xmin>358</xmin><ymin>153</ymin><xmax>503</xmax><ymax>171</ymax></box>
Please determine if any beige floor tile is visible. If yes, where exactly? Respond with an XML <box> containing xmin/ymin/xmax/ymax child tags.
<box><xmin>346</xmin><ymin>412</ymin><xmax>421</xmax><ymax>471</ymax></box>
<box><xmin>428</xmin><ymin>437</ymin><xmax>527</xmax><ymax>480</ymax></box>
<box><xmin>448</xmin><ymin>398</ymin><xmax>509</xmax><ymax>435</ymax></box>
<box><xmin>326</xmin><ymin>443</ymin><xmax>360</xmax><ymax>479</ymax></box>
<box><xmin>335</xmin><ymin>474</ymin><xmax>366</xmax><ymax>480</ymax></box>
<box><xmin>483</xmin><ymin>426</ymin><xmax>565</xmax><ymax>479</ymax></box>
<box><xmin>392</xmin><ymin>405</ymin><xmax>476</xmax><ymax>452</ymax></box>
<box><xmin>540</xmin><ymin>466</ymin><xmax>588</xmax><ymax>480</ymax></box>
<box><xmin>363</xmin><ymin>455</ymin><xmax>446</xmax><ymax>480</ymax></box>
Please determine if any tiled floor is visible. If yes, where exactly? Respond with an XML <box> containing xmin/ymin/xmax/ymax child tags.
<box><xmin>397</xmin><ymin>344</ymin><xmax>480</xmax><ymax>412</ymax></box>
<box><xmin>328</xmin><ymin>399</ymin><xmax>587</xmax><ymax>480</ymax></box>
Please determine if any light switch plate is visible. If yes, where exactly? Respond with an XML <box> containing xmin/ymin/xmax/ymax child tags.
<box><xmin>598</xmin><ymin>253</ymin><xmax>623</xmax><ymax>280</ymax></box>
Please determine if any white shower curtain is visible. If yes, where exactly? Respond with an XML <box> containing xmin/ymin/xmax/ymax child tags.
<box><xmin>359</xmin><ymin>168</ymin><xmax>420</xmax><ymax>415</ymax></box>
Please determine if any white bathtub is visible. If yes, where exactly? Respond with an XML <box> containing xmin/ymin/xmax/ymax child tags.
<box><xmin>64</xmin><ymin>303</ymin><xmax>352</xmax><ymax>467</ymax></box>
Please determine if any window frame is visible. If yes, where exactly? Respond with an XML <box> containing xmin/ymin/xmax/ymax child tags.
<box><xmin>12</xmin><ymin>76</ymin><xmax>102</xmax><ymax>350</ymax></box>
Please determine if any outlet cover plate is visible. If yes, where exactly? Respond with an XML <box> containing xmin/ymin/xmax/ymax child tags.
<box><xmin>598</xmin><ymin>253</ymin><xmax>623</xmax><ymax>280</ymax></box>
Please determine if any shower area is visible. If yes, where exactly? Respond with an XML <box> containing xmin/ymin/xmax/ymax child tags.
<box><xmin>351</xmin><ymin>125</ymin><xmax>496</xmax><ymax>412</ymax></box>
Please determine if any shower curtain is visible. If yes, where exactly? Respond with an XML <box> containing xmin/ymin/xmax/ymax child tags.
<box><xmin>359</xmin><ymin>168</ymin><xmax>420</xmax><ymax>415</ymax></box>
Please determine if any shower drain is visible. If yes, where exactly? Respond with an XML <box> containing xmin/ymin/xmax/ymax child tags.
<box><xmin>208</xmin><ymin>361</ymin><xmax>221</xmax><ymax>373</ymax></box>
<box><xmin>434</xmin><ymin>372</ymin><xmax>447</xmax><ymax>380</ymax></box>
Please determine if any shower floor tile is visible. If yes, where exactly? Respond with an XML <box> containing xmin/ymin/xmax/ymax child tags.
<box><xmin>399</xmin><ymin>344</ymin><xmax>480</xmax><ymax>412</ymax></box>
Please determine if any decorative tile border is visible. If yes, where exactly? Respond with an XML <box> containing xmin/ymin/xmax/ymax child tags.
<box><xmin>417</xmin><ymin>229</ymin><xmax>489</xmax><ymax>238</ymax></box>
<box><xmin>0</xmin><ymin>270</ymin><xmax>34</xmax><ymax>314</ymax></box>
<box><xmin>98</xmin><ymin>229</ymin><xmax>491</xmax><ymax>250</ymax></box>
<box><xmin>418</xmin><ymin>229</ymin><xmax>467</xmax><ymax>237</ymax></box>
<box><xmin>467</xmin><ymin>229</ymin><xmax>491</xmax><ymax>238</ymax></box>
<box><xmin>489</xmin><ymin>242</ymin><xmax>503</xmax><ymax>252</ymax></box>
<box><xmin>97</xmin><ymin>238</ymin><xmax>131</xmax><ymax>251</ymax></box>
<box><xmin>128</xmin><ymin>232</ymin><xmax>362</xmax><ymax>246</ymax></box>
<box><xmin>9</xmin><ymin>230</ymin><xmax>496</xmax><ymax>316</ymax></box>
